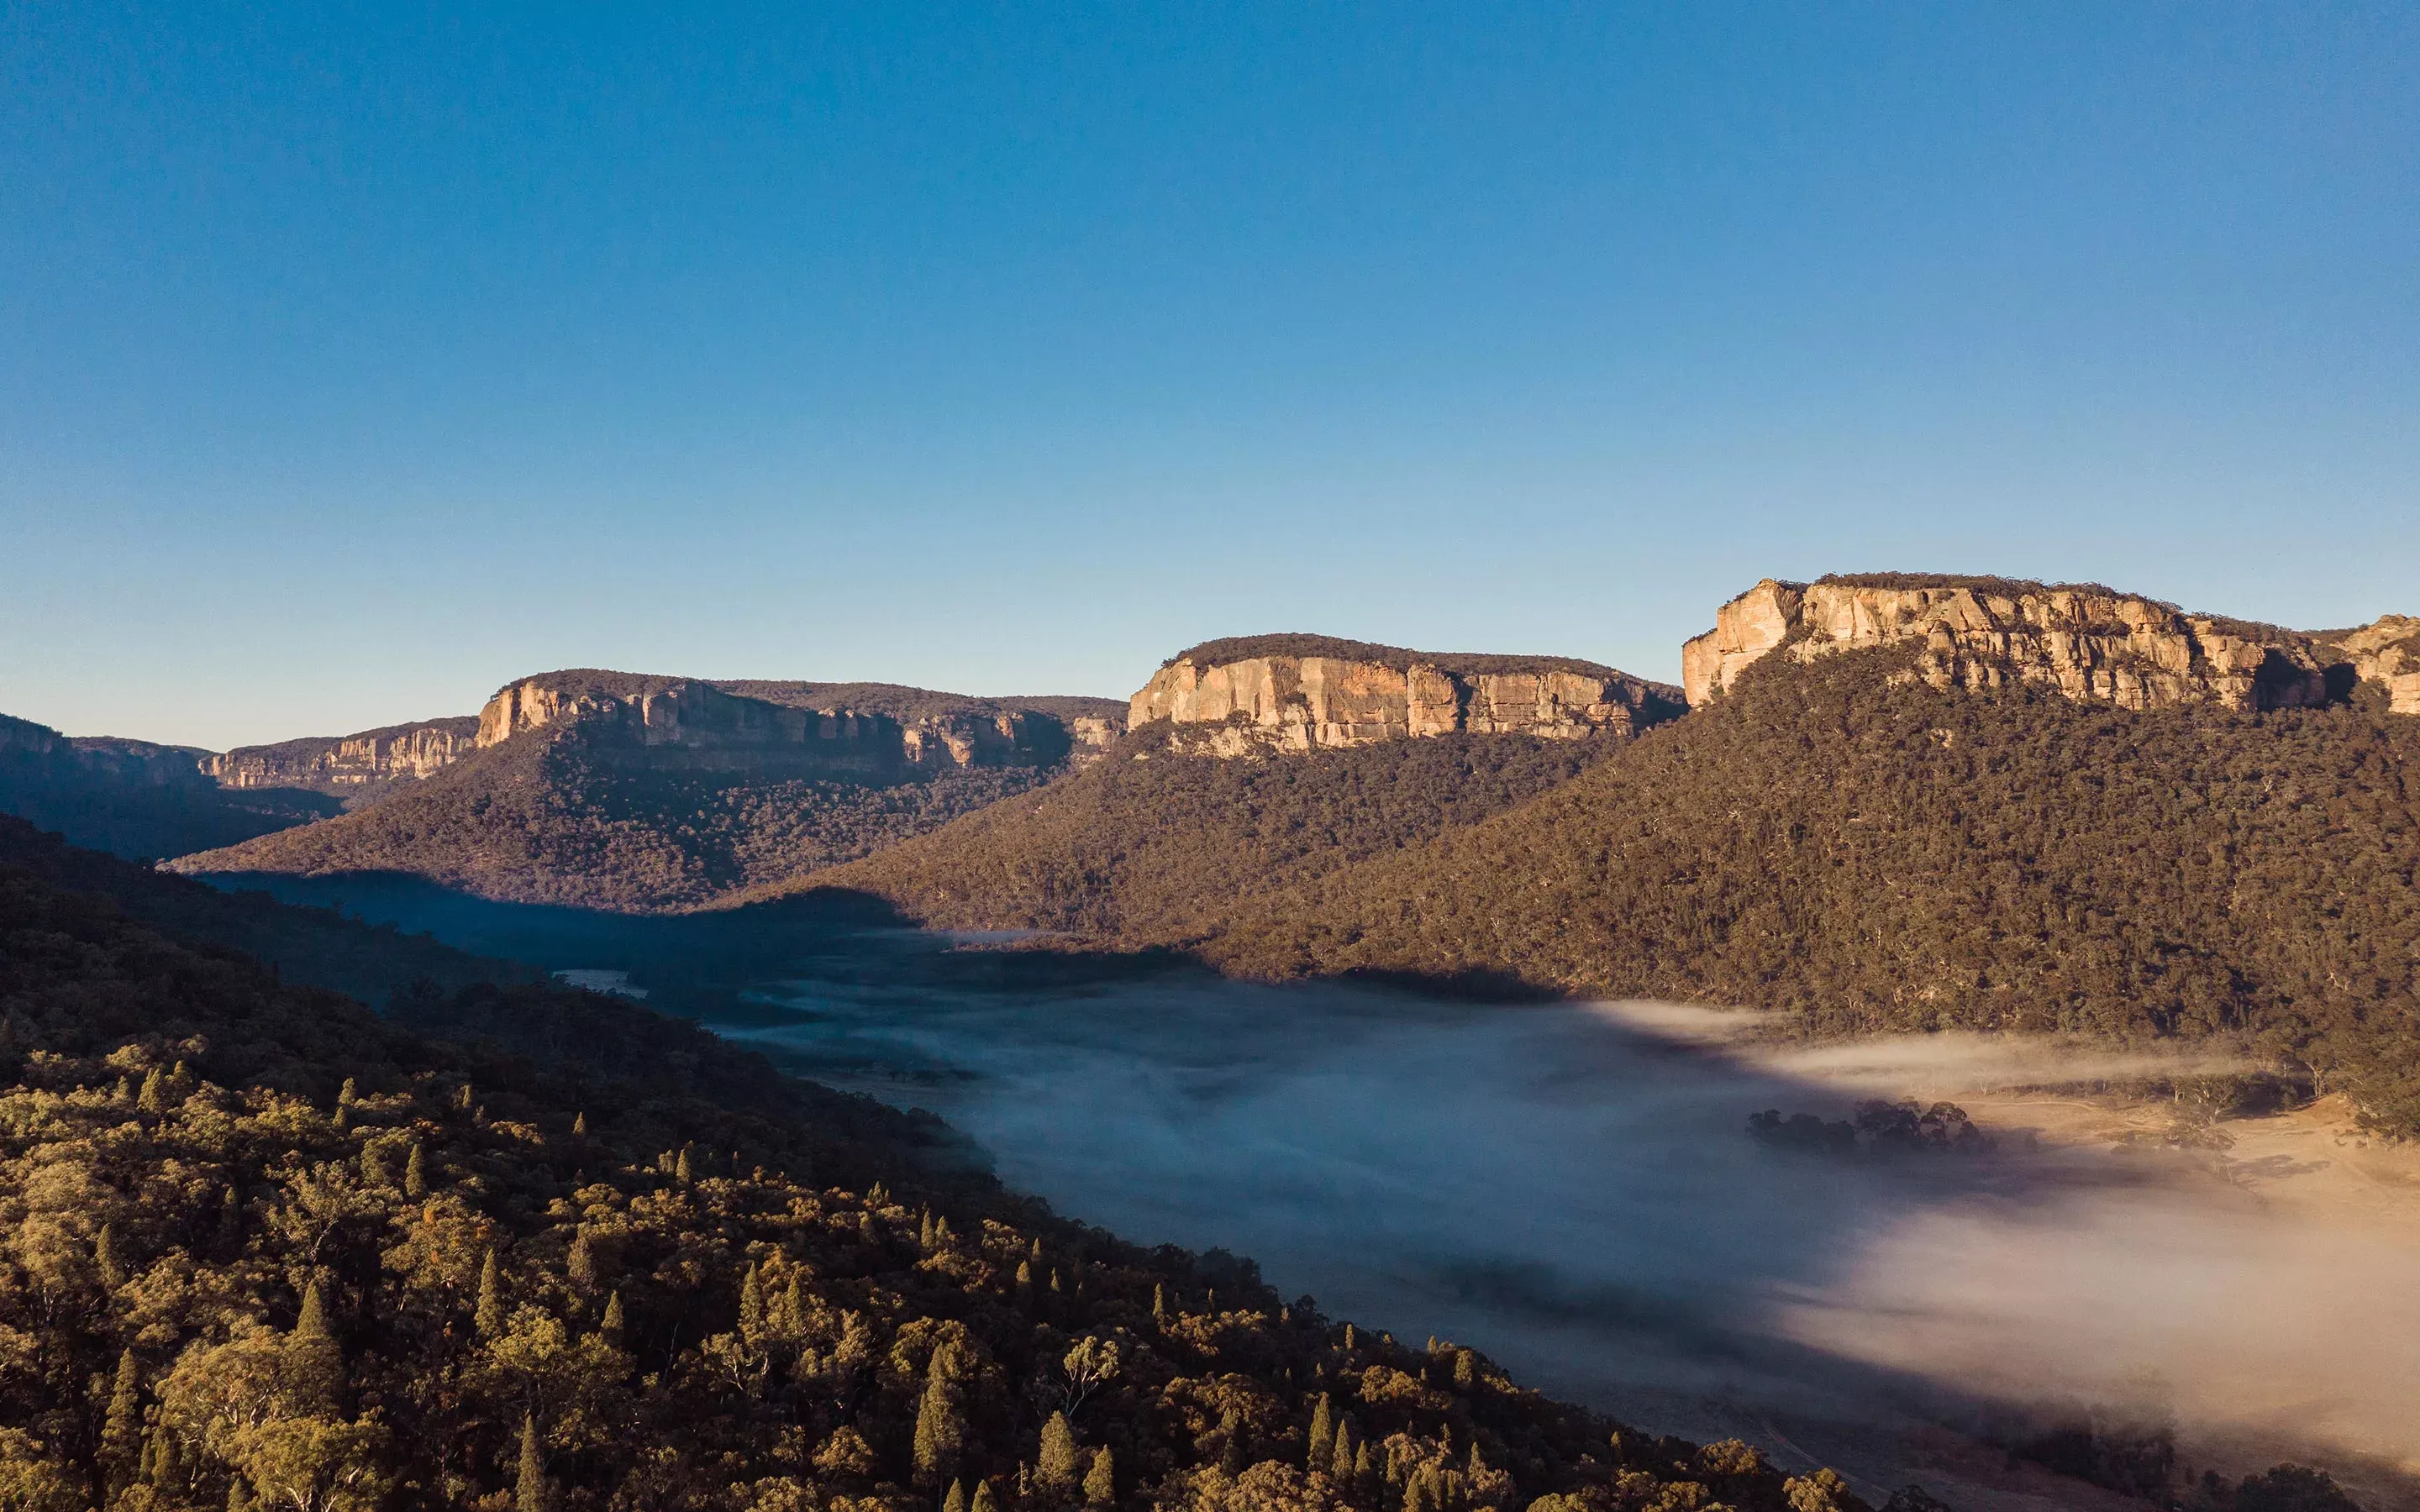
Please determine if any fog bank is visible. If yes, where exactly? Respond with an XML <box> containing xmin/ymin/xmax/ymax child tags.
<box><xmin>718</xmin><ymin>974</ymin><xmax>2420</xmax><ymax>1503</ymax></box>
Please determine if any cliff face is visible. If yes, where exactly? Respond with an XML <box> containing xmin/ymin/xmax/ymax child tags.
<box><xmin>206</xmin><ymin>717</ymin><xmax>481</xmax><ymax>802</ymax></box>
<box><xmin>476</xmin><ymin>675</ymin><xmax>909</xmax><ymax>779</ymax></box>
<box><xmin>475</xmin><ymin>671</ymin><xmax>1120</xmax><ymax>777</ymax></box>
<box><xmin>2327</xmin><ymin>615</ymin><xmax>2420</xmax><ymax>715</ymax></box>
<box><xmin>1128</xmin><ymin>642</ymin><xmax>1681</xmax><ymax>756</ymax></box>
<box><xmin>1682</xmin><ymin>577</ymin><xmax>2358</xmax><ymax>713</ymax></box>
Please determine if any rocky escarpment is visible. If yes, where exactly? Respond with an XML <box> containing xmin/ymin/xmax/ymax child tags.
<box><xmin>711</xmin><ymin>680</ymin><xmax>1126</xmax><ymax>769</ymax></box>
<box><xmin>1680</xmin><ymin>575</ymin><xmax>2396</xmax><ymax>712</ymax></box>
<box><xmin>2323</xmin><ymin>615</ymin><xmax>2420</xmax><ymax>715</ymax></box>
<box><xmin>1129</xmin><ymin>633</ymin><xmax>1683</xmax><ymax>756</ymax></box>
<box><xmin>166</xmin><ymin>668</ymin><xmax>1127</xmax><ymax>910</ymax></box>
<box><xmin>204</xmin><ymin>717</ymin><xmax>480</xmax><ymax>805</ymax></box>
<box><xmin>476</xmin><ymin>671</ymin><xmax>1120</xmax><ymax>776</ymax></box>
<box><xmin>473</xmin><ymin>672</ymin><xmax>906</xmax><ymax>778</ymax></box>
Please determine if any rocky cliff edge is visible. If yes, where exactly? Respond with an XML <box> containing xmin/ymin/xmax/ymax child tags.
<box><xmin>1683</xmin><ymin>575</ymin><xmax>2417</xmax><ymax>714</ymax></box>
<box><xmin>1128</xmin><ymin>635</ymin><xmax>1684</xmax><ymax>755</ymax></box>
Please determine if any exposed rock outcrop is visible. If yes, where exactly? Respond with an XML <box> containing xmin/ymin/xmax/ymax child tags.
<box><xmin>713</xmin><ymin>680</ymin><xmax>1126</xmax><ymax>769</ymax></box>
<box><xmin>2325</xmin><ymin>615</ymin><xmax>2420</xmax><ymax>715</ymax></box>
<box><xmin>474</xmin><ymin>671</ymin><xmax>1123</xmax><ymax>777</ymax></box>
<box><xmin>1682</xmin><ymin>575</ymin><xmax>2354</xmax><ymax>712</ymax></box>
<box><xmin>206</xmin><ymin>718</ymin><xmax>480</xmax><ymax>804</ymax></box>
<box><xmin>1065</xmin><ymin>715</ymin><xmax>1123</xmax><ymax>766</ymax></box>
<box><xmin>1128</xmin><ymin>635</ymin><xmax>1682</xmax><ymax>755</ymax></box>
<box><xmin>475</xmin><ymin>674</ymin><xmax>913</xmax><ymax>779</ymax></box>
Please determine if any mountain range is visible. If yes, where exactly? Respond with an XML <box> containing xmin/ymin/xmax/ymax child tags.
<box><xmin>8</xmin><ymin>572</ymin><xmax>2419</xmax><ymax>1134</ymax></box>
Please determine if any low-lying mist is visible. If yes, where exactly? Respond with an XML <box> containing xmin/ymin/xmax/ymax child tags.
<box><xmin>714</xmin><ymin>971</ymin><xmax>2420</xmax><ymax>1503</ymax></box>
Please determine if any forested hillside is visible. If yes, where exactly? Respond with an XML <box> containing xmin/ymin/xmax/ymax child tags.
<box><xmin>770</xmin><ymin>729</ymin><xmax>1621</xmax><ymax>938</ymax></box>
<box><xmin>806</xmin><ymin>646</ymin><xmax>2420</xmax><ymax>1137</ymax></box>
<box><xmin>1201</xmin><ymin>647</ymin><xmax>2420</xmax><ymax>1131</ymax></box>
<box><xmin>0</xmin><ymin>825</ymin><xmax>1877</xmax><ymax>1511</ymax></box>
<box><xmin>173</xmin><ymin>731</ymin><xmax>1062</xmax><ymax>911</ymax></box>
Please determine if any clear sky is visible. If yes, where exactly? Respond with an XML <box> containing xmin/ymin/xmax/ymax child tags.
<box><xmin>3</xmin><ymin>3</ymin><xmax>2415</xmax><ymax>748</ymax></box>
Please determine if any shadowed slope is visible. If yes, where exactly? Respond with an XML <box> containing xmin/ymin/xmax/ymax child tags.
<box><xmin>171</xmin><ymin>721</ymin><xmax>1061</xmax><ymax>910</ymax></box>
<box><xmin>760</xmin><ymin>727</ymin><xmax>1621</xmax><ymax>938</ymax></box>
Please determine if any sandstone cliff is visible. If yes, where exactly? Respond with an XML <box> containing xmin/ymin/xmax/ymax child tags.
<box><xmin>205</xmin><ymin>717</ymin><xmax>480</xmax><ymax>804</ymax></box>
<box><xmin>1128</xmin><ymin>634</ymin><xmax>1682</xmax><ymax>755</ymax></box>
<box><xmin>1680</xmin><ymin>575</ymin><xmax>2388</xmax><ymax>713</ymax></box>
<box><xmin>2323</xmin><ymin>615</ymin><xmax>2420</xmax><ymax>715</ymax></box>
<box><xmin>474</xmin><ymin>671</ymin><xmax>1124</xmax><ymax>778</ymax></box>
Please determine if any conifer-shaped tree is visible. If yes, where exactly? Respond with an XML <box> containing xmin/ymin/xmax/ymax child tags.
<box><xmin>1354</xmin><ymin>1441</ymin><xmax>1374</xmax><ymax>1492</ymax></box>
<box><xmin>138</xmin><ymin>1067</ymin><xmax>166</xmax><ymax>1114</ymax></box>
<box><xmin>476</xmin><ymin>1249</ymin><xmax>505</xmax><ymax>1337</ymax></box>
<box><xmin>567</xmin><ymin>1231</ymin><xmax>597</xmax><ymax>1289</ymax></box>
<box><xmin>1151</xmin><ymin>1284</ymin><xmax>1166</xmax><ymax>1324</ymax></box>
<box><xmin>971</xmin><ymin>1481</ymin><xmax>999</xmax><ymax>1512</ymax></box>
<box><xmin>778</xmin><ymin>1273</ymin><xmax>803</xmax><ymax>1337</ymax></box>
<box><xmin>600</xmin><ymin>1289</ymin><xmax>625</xmax><ymax>1341</ymax></box>
<box><xmin>1331</xmin><ymin>1419</ymin><xmax>1355</xmax><ymax>1483</ymax></box>
<box><xmin>1218</xmin><ymin>1409</ymin><xmax>1244</xmax><ymax>1475</ymax></box>
<box><xmin>403</xmin><ymin>1143</ymin><xmax>427</xmax><ymax>1200</ymax></box>
<box><xmin>1084</xmin><ymin>1447</ymin><xmax>1114</xmax><ymax>1509</ymax></box>
<box><xmin>99</xmin><ymin>1347</ymin><xmax>141</xmax><ymax>1488</ymax></box>
<box><xmin>920</xmin><ymin>1210</ymin><xmax>935</xmax><ymax>1251</ymax></box>
<box><xmin>516</xmin><ymin>1412</ymin><xmax>550</xmax><ymax>1512</ymax></box>
<box><xmin>293</xmin><ymin>1277</ymin><xmax>343</xmax><ymax>1410</ymax></box>
<box><xmin>95</xmin><ymin>1223</ymin><xmax>125</xmax><ymax>1289</ymax></box>
<box><xmin>1454</xmin><ymin>1350</ymin><xmax>1476</xmax><ymax>1390</ymax></box>
<box><xmin>297</xmin><ymin>1277</ymin><xmax>332</xmax><ymax>1340</ymax></box>
<box><xmin>739</xmin><ymin>1262</ymin><xmax>766</xmax><ymax>1346</ymax></box>
<box><xmin>913</xmin><ymin>1342</ymin><xmax>966</xmax><ymax>1488</ymax></box>
<box><xmin>943</xmin><ymin>1481</ymin><xmax>967</xmax><ymax>1512</ymax></box>
<box><xmin>675</xmin><ymin>1147</ymin><xmax>693</xmax><ymax>1184</ymax></box>
<box><xmin>571</xmin><ymin>1111</ymin><xmax>587</xmax><ymax>1137</ymax></box>
<box><xmin>1036</xmin><ymin>1412</ymin><xmax>1079</xmax><ymax>1499</ymax></box>
<box><xmin>1308</xmin><ymin>1394</ymin><xmax>1334</xmax><ymax>1471</ymax></box>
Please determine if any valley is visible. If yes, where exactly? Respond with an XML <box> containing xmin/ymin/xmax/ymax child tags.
<box><xmin>5</xmin><ymin>571</ymin><xmax>2419</xmax><ymax>1509</ymax></box>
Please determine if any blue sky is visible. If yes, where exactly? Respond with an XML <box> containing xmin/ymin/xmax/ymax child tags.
<box><xmin>3</xmin><ymin>3</ymin><xmax>2414</xmax><ymax>748</ymax></box>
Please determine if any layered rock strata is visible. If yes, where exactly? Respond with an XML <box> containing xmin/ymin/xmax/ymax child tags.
<box><xmin>206</xmin><ymin>718</ymin><xmax>480</xmax><ymax>801</ymax></box>
<box><xmin>1128</xmin><ymin>640</ymin><xmax>1681</xmax><ymax>755</ymax></box>
<box><xmin>475</xmin><ymin>672</ymin><xmax>1119</xmax><ymax>777</ymax></box>
<box><xmin>1682</xmin><ymin>577</ymin><xmax>2361</xmax><ymax>713</ymax></box>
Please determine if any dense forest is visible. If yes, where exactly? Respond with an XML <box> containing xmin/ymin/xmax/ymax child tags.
<box><xmin>0</xmin><ymin>819</ymin><xmax>1905</xmax><ymax>1512</ymax></box>
<box><xmin>171</xmin><ymin>732</ymin><xmax>1063</xmax><ymax>912</ymax></box>
<box><xmin>774</xmin><ymin>731</ymin><xmax>1625</xmax><ymax>939</ymax></box>
<box><xmin>814</xmin><ymin>648</ymin><xmax>2420</xmax><ymax>1137</ymax></box>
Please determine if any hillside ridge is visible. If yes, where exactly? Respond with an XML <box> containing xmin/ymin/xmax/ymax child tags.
<box><xmin>1134</xmin><ymin>636</ymin><xmax>1682</xmax><ymax>756</ymax></box>
<box><xmin>1681</xmin><ymin>575</ymin><xmax>2412</xmax><ymax>712</ymax></box>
